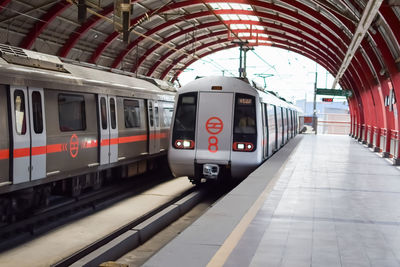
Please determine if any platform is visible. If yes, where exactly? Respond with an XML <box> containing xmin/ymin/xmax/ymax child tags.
<box><xmin>144</xmin><ymin>135</ymin><xmax>400</xmax><ymax>267</ymax></box>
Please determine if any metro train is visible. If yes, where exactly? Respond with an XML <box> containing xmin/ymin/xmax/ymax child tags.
<box><xmin>0</xmin><ymin>45</ymin><xmax>175</xmax><ymax>220</ymax></box>
<box><xmin>168</xmin><ymin>76</ymin><xmax>300</xmax><ymax>184</ymax></box>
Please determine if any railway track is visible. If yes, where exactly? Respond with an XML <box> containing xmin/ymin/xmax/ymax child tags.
<box><xmin>0</xmin><ymin>171</ymin><xmax>172</xmax><ymax>252</ymax></box>
<box><xmin>58</xmin><ymin>180</ymin><xmax>239</xmax><ymax>267</ymax></box>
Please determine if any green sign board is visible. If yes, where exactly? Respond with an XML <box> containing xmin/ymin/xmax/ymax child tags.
<box><xmin>316</xmin><ymin>88</ymin><xmax>352</xmax><ymax>97</ymax></box>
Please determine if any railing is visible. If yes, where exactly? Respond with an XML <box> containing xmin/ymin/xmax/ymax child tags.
<box><xmin>390</xmin><ymin>130</ymin><xmax>398</xmax><ymax>159</ymax></box>
<box><xmin>380</xmin><ymin>128</ymin><xmax>387</xmax><ymax>152</ymax></box>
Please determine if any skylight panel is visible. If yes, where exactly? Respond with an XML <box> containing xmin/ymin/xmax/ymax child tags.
<box><xmin>219</xmin><ymin>3</ymin><xmax>231</xmax><ymax>10</ymax></box>
<box><xmin>220</xmin><ymin>14</ymin><xmax>230</xmax><ymax>20</ymax></box>
<box><xmin>209</xmin><ymin>3</ymin><xmax>221</xmax><ymax>10</ymax></box>
<box><xmin>238</xmin><ymin>32</ymin><xmax>251</xmax><ymax>37</ymax></box>
<box><xmin>230</xmin><ymin>24</ymin><xmax>247</xmax><ymax>29</ymax></box>
<box><xmin>228</xmin><ymin>14</ymin><xmax>240</xmax><ymax>20</ymax></box>
<box><xmin>253</xmin><ymin>25</ymin><xmax>264</xmax><ymax>30</ymax></box>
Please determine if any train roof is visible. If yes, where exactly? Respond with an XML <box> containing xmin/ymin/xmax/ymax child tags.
<box><xmin>179</xmin><ymin>76</ymin><xmax>298</xmax><ymax>110</ymax></box>
<box><xmin>0</xmin><ymin>45</ymin><xmax>174</xmax><ymax>99</ymax></box>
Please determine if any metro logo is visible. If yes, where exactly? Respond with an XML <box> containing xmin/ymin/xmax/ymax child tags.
<box><xmin>206</xmin><ymin>117</ymin><xmax>223</xmax><ymax>135</ymax></box>
<box><xmin>69</xmin><ymin>134</ymin><xmax>79</xmax><ymax>158</ymax></box>
<box><xmin>206</xmin><ymin>116</ymin><xmax>223</xmax><ymax>153</ymax></box>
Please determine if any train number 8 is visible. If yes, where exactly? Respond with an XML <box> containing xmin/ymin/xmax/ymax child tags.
<box><xmin>208</xmin><ymin>136</ymin><xmax>218</xmax><ymax>153</ymax></box>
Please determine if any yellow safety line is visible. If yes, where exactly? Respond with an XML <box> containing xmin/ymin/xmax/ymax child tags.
<box><xmin>206</xmin><ymin>142</ymin><xmax>299</xmax><ymax>267</ymax></box>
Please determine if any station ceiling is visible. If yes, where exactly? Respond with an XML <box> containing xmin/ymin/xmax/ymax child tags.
<box><xmin>0</xmin><ymin>0</ymin><xmax>399</xmax><ymax>89</ymax></box>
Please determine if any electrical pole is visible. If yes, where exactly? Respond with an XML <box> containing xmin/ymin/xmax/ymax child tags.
<box><xmin>313</xmin><ymin>70</ymin><xmax>318</xmax><ymax>134</ymax></box>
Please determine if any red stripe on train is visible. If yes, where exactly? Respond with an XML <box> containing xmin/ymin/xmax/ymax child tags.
<box><xmin>32</xmin><ymin>146</ymin><xmax>46</xmax><ymax>156</ymax></box>
<box><xmin>4</xmin><ymin>133</ymin><xmax>166</xmax><ymax>159</ymax></box>
<box><xmin>13</xmin><ymin>148</ymin><xmax>30</xmax><ymax>158</ymax></box>
<box><xmin>0</xmin><ymin>149</ymin><xmax>9</xmax><ymax>160</ymax></box>
<box><xmin>118</xmin><ymin>135</ymin><xmax>148</xmax><ymax>144</ymax></box>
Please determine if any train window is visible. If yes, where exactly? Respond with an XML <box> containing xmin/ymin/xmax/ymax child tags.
<box><xmin>58</xmin><ymin>94</ymin><xmax>86</xmax><ymax>132</ymax></box>
<box><xmin>110</xmin><ymin>98</ymin><xmax>116</xmax><ymax>129</ymax></box>
<box><xmin>14</xmin><ymin>90</ymin><xmax>26</xmax><ymax>135</ymax></box>
<box><xmin>100</xmin><ymin>97</ymin><xmax>107</xmax><ymax>130</ymax></box>
<box><xmin>124</xmin><ymin>99</ymin><xmax>141</xmax><ymax>128</ymax></box>
<box><xmin>32</xmin><ymin>91</ymin><xmax>43</xmax><ymax>134</ymax></box>
<box><xmin>234</xmin><ymin>94</ymin><xmax>256</xmax><ymax>134</ymax></box>
<box><xmin>149</xmin><ymin>102</ymin><xmax>154</xmax><ymax>127</ymax></box>
<box><xmin>162</xmin><ymin>108</ymin><xmax>173</xmax><ymax>127</ymax></box>
<box><xmin>174</xmin><ymin>94</ymin><xmax>196</xmax><ymax>132</ymax></box>
<box><xmin>155</xmin><ymin>106</ymin><xmax>159</xmax><ymax>127</ymax></box>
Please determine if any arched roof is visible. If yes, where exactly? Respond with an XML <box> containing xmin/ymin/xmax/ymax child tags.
<box><xmin>0</xmin><ymin>0</ymin><xmax>399</xmax><ymax>90</ymax></box>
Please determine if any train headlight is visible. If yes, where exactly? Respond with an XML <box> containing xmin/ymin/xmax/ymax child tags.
<box><xmin>174</xmin><ymin>139</ymin><xmax>195</xmax><ymax>149</ymax></box>
<box><xmin>183</xmin><ymin>140</ymin><xmax>191</xmax><ymax>148</ymax></box>
<box><xmin>233</xmin><ymin>142</ymin><xmax>254</xmax><ymax>152</ymax></box>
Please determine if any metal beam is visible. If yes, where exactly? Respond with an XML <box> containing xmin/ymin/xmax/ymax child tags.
<box><xmin>332</xmin><ymin>0</ymin><xmax>383</xmax><ymax>89</ymax></box>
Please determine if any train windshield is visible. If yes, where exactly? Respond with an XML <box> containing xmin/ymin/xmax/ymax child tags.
<box><xmin>234</xmin><ymin>94</ymin><xmax>256</xmax><ymax>134</ymax></box>
<box><xmin>172</xmin><ymin>92</ymin><xmax>197</xmax><ymax>143</ymax></box>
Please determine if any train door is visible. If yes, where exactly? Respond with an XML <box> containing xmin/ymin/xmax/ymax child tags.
<box><xmin>196</xmin><ymin>92</ymin><xmax>233</xmax><ymax>163</ymax></box>
<box><xmin>267</xmin><ymin>104</ymin><xmax>276</xmax><ymax>156</ymax></box>
<box><xmin>262</xmin><ymin>103</ymin><xmax>268</xmax><ymax>159</ymax></box>
<box><xmin>98</xmin><ymin>95</ymin><xmax>118</xmax><ymax>165</ymax></box>
<box><xmin>147</xmin><ymin>100</ymin><xmax>160</xmax><ymax>154</ymax></box>
<box><xmin>10</xmin><ymin>86</ymin><xmax>46</xmax><ymax>183</ymax></box>
<box><xmin>0</xmin><ymin>87</ymin><xmax>9</xmax><ymax>184</ymax></box>
<box><xmin>281</xmin><ymin>107</ymin><xmax>286</xmax><ymax>145</ymax></box>
<box><xmin>276</xmin><ymin>106</ymin><xmax>282</xmax><ymax>148</ymax></box>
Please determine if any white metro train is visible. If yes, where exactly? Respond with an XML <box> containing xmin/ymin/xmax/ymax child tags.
<box><xmin>168</xmin><ymin>76</ymin><xmax>301</xmax><ymax>184</ymax></box>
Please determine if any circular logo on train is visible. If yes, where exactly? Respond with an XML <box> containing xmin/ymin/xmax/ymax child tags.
<box><xmin>69</xmin><ymin>134</ymin><xmax>79</xmax><ymax>158</ymax></box>
<box><xmin>206</xmin><ymin>117</ymin><xmax>223</xmax><ymax>135</ymax></box>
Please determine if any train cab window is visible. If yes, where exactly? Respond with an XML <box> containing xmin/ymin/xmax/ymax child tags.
<box><xmin>58</xmin><ymin>94</ymin><xmax>86</xmax><ymax>132</ymax></box>
<box><xmin>124</xmin><ymin>99</ymin><xmax>141</xmax><ymax>128</ymax></box>
<box><xmin>14</xmin><ymin>90</ymin><xmax>26</xmax><ymax>135</ymax></box>
<box><xmin>155</xmin><ymin>106</ymin><xmax>160</xmax><ymax>127</ymax></box>
<box><xmin>172</xmin><ymin>93</ymin><xmax>197</xmax><ymax>147</ymax></box>
<box><xmin>174</xmin><ymin>94</ymin><xmax>197</xmax><ymax>132</ymax></box>
<box><xmin>110</xmin><ymin>98</ymin><xmax>116</xmax><ymax>130</ymax></box>
<box><xmin>234</xmin><ymin>94</ymin><xmax>256</xmax><ymax>134</ymax></box>
<box><xmin>100</xmin><ymin>97</ymin><xmax>107</xmax><ymax>130</ymax></box>
<box><xmin>32</xmin><ymin>91</ymin><xmax>43</xmax><ymax>134</ymax></box>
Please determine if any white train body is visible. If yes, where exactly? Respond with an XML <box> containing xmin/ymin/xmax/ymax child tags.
<box><xmin>168</xmin><ymin>76</ymin><xmax>299</xmax><ymax>183</ymax></box>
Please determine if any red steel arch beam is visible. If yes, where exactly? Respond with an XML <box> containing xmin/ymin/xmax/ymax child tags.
<box><xmin>370</xmin><ymin>26</ymin><xmax>400</xmax><ymax>153</ymax></box>
<box><xmin>161</xmin><ymin>37</ymin><xmax>339</xmax><ymax>81</ymax></box>
<box><xmin>58</xmin><ymin>5</ymin><xmax>114</xmax><ymax>57</ymax></box>
<box><xmin>135</xmin><ymin>17</ymin><xmax>344</xmax><ymax>74</ymax></box>
<box><xmin>111</xmin><ymin>5</ymin><xmax>350</xmax><ymax>70</ymax></box>
<box><xmin>148</xmin><ymin>27</ymin><xmax>340</xmax><ymax>77</ymax></box>
<box><xmin>172</xmin><ymin>44</ymin><xmax>237</xmax><ymax>81</ymax></box>
<box><xmin>19</xmin><ymin>1</ymin><xmax>70</xmax><ymax>49</ymax></box>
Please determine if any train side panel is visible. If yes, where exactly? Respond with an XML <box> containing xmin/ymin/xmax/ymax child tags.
<box><xmin>0</xmin><ymin>86</ymin><xmax>9</xmax><ymax>184</ymax></box>
<box><xmin>45</xmin><ymin>90</ymin><xmax>98</xmax><ymax>176</ymax></box>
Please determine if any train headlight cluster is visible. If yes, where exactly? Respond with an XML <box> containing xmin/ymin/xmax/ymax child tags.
<box><xmin>233</xmin><ymin>142</ymin><xmax>254</xmax><ymax>152</ymax></box>
<box><xmin>174</xmin><ymin>139</ymin><xmax>195</xmax><ymax>149</ymax></box>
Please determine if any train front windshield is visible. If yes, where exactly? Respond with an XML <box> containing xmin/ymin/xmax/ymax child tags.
<box><xmin>233</xmin><ymin>94</ymin><xmax>257</xmax><ymax>151</ymax></box>
<box><xmin>172</xmin><ymin>92</ymin><xmax>197</xmax><ymax>149</ymax></box>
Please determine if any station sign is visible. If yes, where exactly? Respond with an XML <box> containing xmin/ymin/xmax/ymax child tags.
<box><xmin>316</xmin><ymin>88</ymin><xmax>352</xmax><ymax>97</ymax></box>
